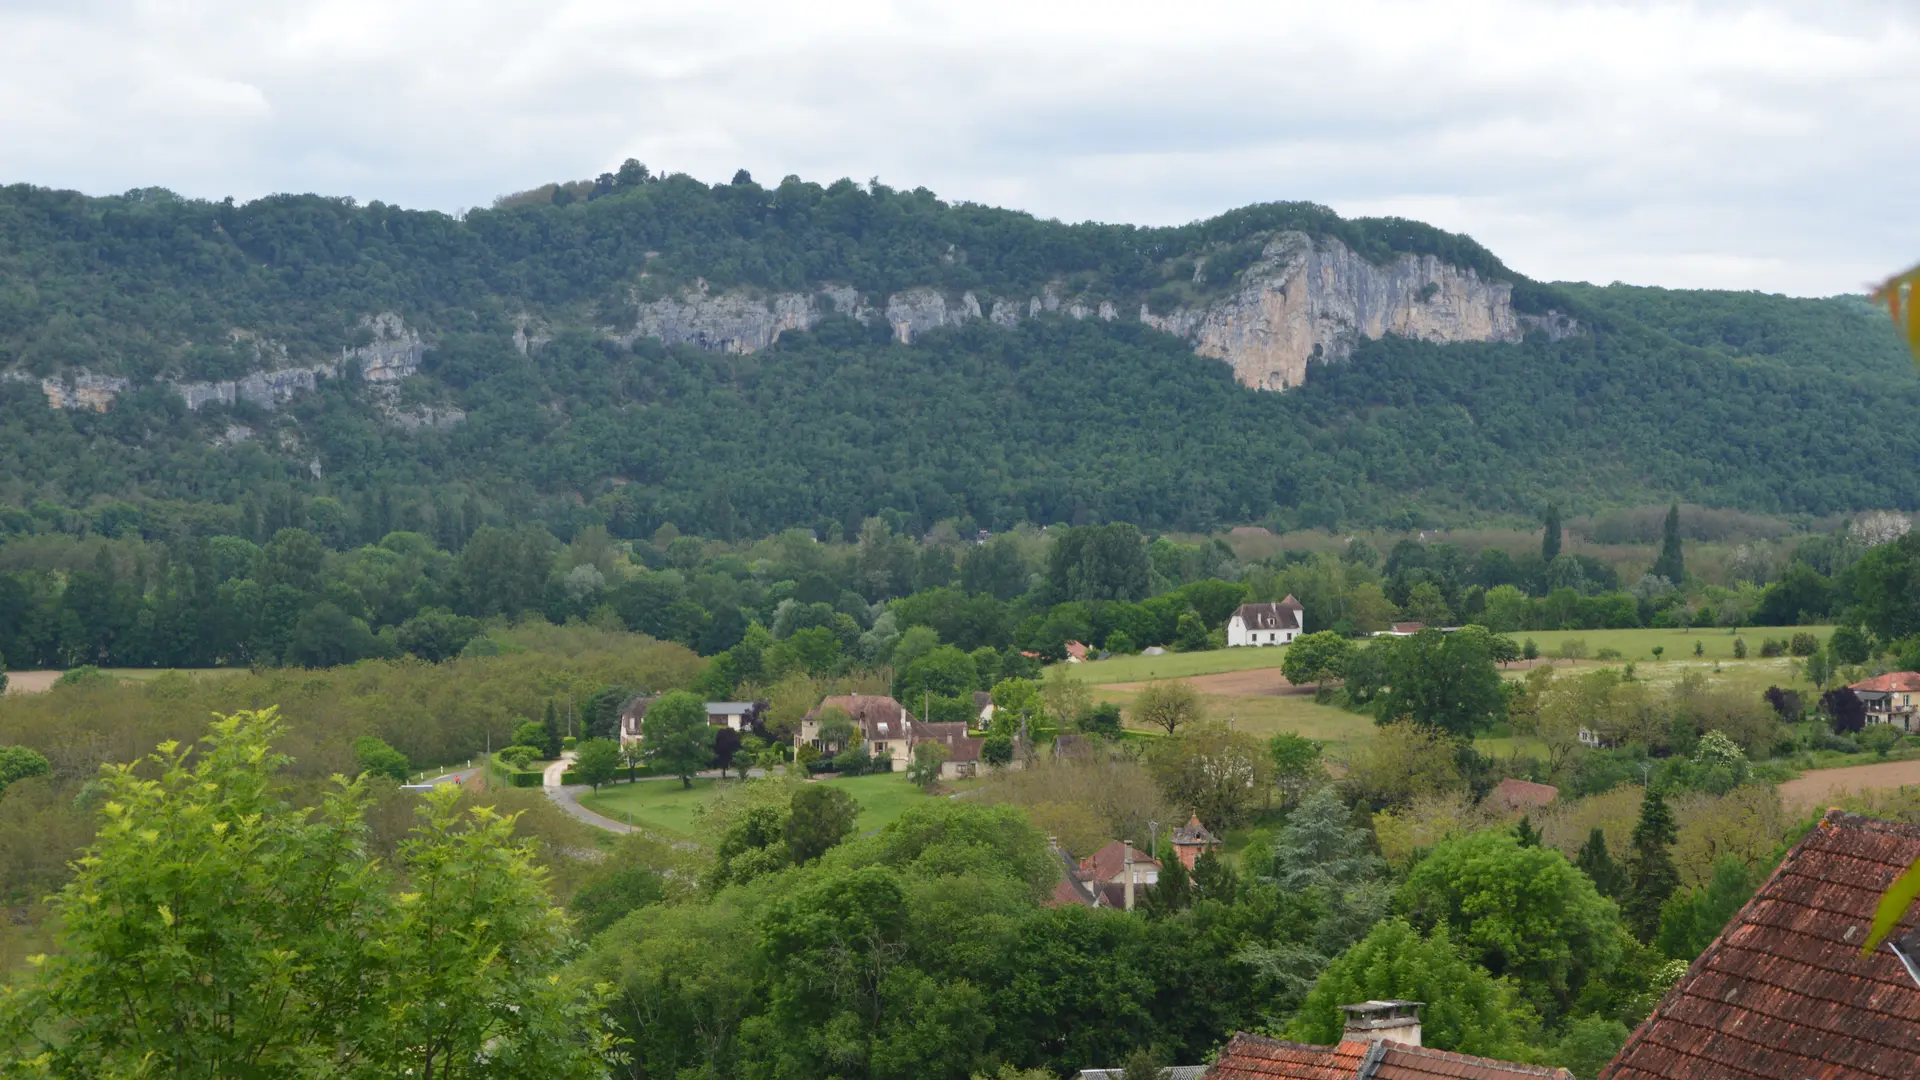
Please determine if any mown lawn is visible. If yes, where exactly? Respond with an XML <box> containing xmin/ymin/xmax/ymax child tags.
<box><xmin>1515</xmin><ymin>626</ymin><xmax>1832</xmax><ymax>663</ymax></box>
<box><xmin>578</xmin><ymin>771</ymin><xmax>948</xmax><ymax>839</ymax></box>
<box><xmin>1092</xmin><ymin>684</ymin><xmax>1377</xmax><ymax>748</ymax></box>
<box><xmin>1057</xmin><ymin>646</ymin><xmax>1296</xmax><ymax>686</ymax></box>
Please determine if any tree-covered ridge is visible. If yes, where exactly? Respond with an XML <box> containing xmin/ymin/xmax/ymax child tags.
<box><xmin>0</xmin><ymin>168</ymin><xmax>1548</xmax><ymax>382</ymax></box>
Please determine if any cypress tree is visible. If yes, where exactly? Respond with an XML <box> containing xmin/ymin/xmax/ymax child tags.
<box><xmin>543</xmin><ymin>698</ymin><xmax>563</xmax><ymax>758</ymax></box>
<box><xmin>1652</xmin><ymin>502</ymin><xmax>1685</xmax><ymax>583</ymax></box>
<box><xmin>1575</xmin><ymin>826</ymin><xmax>1626</xmax><ymax>899</ymax></box>
<box><xmin>1513</xmin><ymin>814</ymin><xmax>1541</xmax><ymax>847</ymax></box>
<box><xmin>1542</xmin><ymin>504</ymin><xmax>1562</xmax><ymax>564</ymax></box>
<box><xmin>1625</xmin><ymin>787</ymin><xmax>1680</xmax><ymax>940</ymax></box>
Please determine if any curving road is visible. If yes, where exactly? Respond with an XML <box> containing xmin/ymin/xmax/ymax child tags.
<box><xmin>540</xmin><ymin>752</ymin><xmax>637</xmax><ymax>834</ymax></box>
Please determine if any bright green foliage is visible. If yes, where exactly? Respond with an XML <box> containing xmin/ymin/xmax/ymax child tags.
<box><xmin>0</xmin><ymin>745</ymin><xmax>50</xmax><ymax>793</ymax></box>
<box><xmin>499</xmin><ymin>744</ymin><xmax>541</xmax><ymax>769</ymax></box>
<box><xmin>0</xmin><ymin>709</ymin><xmax>613</xmax><ymax>1078</ymax></box>
<box><xmin>1266</xmin><ymin>732</ymin><xmax>1325</xmax><ymax>807</ymax></box>
<box><xmin>1546</xmin><ymin>1017</ymin><xmax>1632</xmax><ymax>1080</ymax></box>
<box><xmin>643</xmin><ymin>690</ymin><xmax>716</xmax><ymax>788</ymax></box>
<box><xmin>1131</xmin><ymin>680</ymin><xmax>1204</xmax><ymax>735</ymax></box>
<box><xmin>351</xmin><ymin>734</ymin><xmax>411</xmax><ymax>782</ymax></box>
<box><xmin>908</xmin><ymin>741</ymin><xmax>949</xmax><ymax>790</ymax></box>
<box><xmin>1287</xmin><ymin>919</ymin><xmax>1530</xmax><ymax>1059</ymax></box>
<box><xmin>786</xmin><ymin>784</ymin><xmax>859</xmax><ymax>864</ymax></box>
<box><xmin>894</xmin><ymin>645</ymin><xmax>980</xmax><ymax>709</ymax></box>
<box><xmin>573</xmin><ymin>737</ymin><xmax>624</xmax><ymax>790</ymax></box>
<box><xmin>512</xmin><ymin>719</ymin><xmax>550</xmax><ymax>754</ymax></box>
<box><xmin>989</xmin><ymin>678</ymin><xmax>1043</xmax><ymax>734</ymax></box>
<box><xmin>1281</xmin><ymin>630</ymin><xmax>1354</xmax><ymax>688</ymax></box>
<box><xmin>1829</xmin><ymin>624</ymin><xmax>1872</xmax><ymax>665</ymax></box>
<box><xmin>1655</xmin><ymin>856</ymin><xmax>1757</xmax><ymax>960</ymax></box>
<box><xmin>1174</xmin><ymin>612</ymin><xmax>1211</xmax><ymax>652</ymax></box>
<box><xmin>1397</xmin><ymin>829</ymin><xmax>1625</xmax><ymax>1019</ymax></box>
<box><xmin>1373</xmin><ymin>628</ymin><xmax>1508</xmax><ymax>738</ymax></box>
<box><xmin>569</xmin><ymin>833</ymin><xmax>676</xmax><ymax>938</ymax></box>
<box><xmin>1626</xmin><ymin>787</ymin><xmax>1681</xmax><ymax>941</ymax></box>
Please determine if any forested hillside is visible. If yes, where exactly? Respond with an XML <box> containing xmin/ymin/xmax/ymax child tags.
<box><xmin>0</xmin><ymin>169</ymin><xmax>1915</xmax><ymax>539</ymax></box>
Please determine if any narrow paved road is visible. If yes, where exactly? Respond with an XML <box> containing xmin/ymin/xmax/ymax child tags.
<box><xmin>541</xmin><ymin>752</ymin><xmax>637</xmax><ymax>834</ymax></box>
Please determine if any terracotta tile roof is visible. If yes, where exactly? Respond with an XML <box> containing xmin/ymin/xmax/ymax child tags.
<box><xmin>1492</xmin><ymin>777</ymin><xmax>1559</xmax><ymax>811</ymax></box>
<box><xmin>1849</xmin><ymin>672</ymin><xmax>1920</xmax><ymax>693</ymax></box>
<box><xmin>1080</xmin><ymin>840</ymin><xmax>1158</xmax><ymax>884</ymax></box>
<box><xmin>1391</xmin><ymin>622</ymin><xmax>1425</xmax><ymax>634</ymax></box>
<box><xmin>1205</xmin><ymin>1033</ymin><xmax>1567</xmax><ymax>1080</ymax></box>
<box><xmin>1235</xmin><ymin>602</ymin><xmax>1303</xmax><ymax>631</ymax></box>
<box><xmin>1601</xmin><ymin>810</ymin><xmax>1920</xmax><ymax>1080</ymax></box>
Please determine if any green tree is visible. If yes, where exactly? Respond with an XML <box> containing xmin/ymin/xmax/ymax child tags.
<box><xmin>1625</xmin><ymin>786</ymin><xmax>1681</xmax><ymax>941</ymax></box>
<box><xmin>643</xmin><ymin>690</ymin><xmax>716</xmax><ymax>787</ymax></box>
<box><xmin>1542</xmin><ymin>504</ymin><xmax>1562</xmax><ymax>564</ymax></box>
<box><xmin>1651</xmin><ymin>502</ymin><xmax>1685</xmax><ymax>583</ymax></box>
<box><xmin>0</xmin><ymin>744</ymin><xmax>51</xmax><ymax>793</ymax></box>
<box><xmin>1147</xmin><ymin>721</ymin><xmax>1273</xmax><ymax>829</ymax></box>
<box><xmin>1174</xmin><ymin>611</ymin><xmax>1211</xmax><ymax>652</ymax></box>
<box><xmin>894</xmin><ymin>645</ymin><xmax>980</xmax><ymax>707</ymax></box>
<box><xmin>981</xmin><ymin>734</ymin><xmax>1014</xmax><ymax>766</ymax></box>
<box><xmin>786</xmin><ymin>784</ymin><xmax>859</xmax><ymax>863</ymax></box>
<box><xmin>352</xmin><ymin>735</ymin><xmax>411</xmax><ymax>782</ymax></box>
<box><xmin>1266</xmin><ymin>732</ymin><xmax>1325</xmax><ymax>808</ymax></box>
<box><xmin>1286</xmin><ymin>919</ymin><xmax>1528</xmax><ymax>1059</ymax></box>
<box><xmin>0</xmin><ymin>709</ymin><xmax>612</xmax><ymax>1078</ymax></box>
<box><xmin>1281</xmin><ymin>630</ymin><xmax>1355</xmax><ymax>690</ymax></box>
<box><xmin>908</xmin><ymin>740</ymin><xmax>949</xmax><ymax>790</ymax></box>
<box><xmin>1131</xmin><ymin>679</ymin><xmax>1204</xmax><ymax>735</ymax></box>
<box><xmin>512</xmin><ymin>718</ymin><xmax>549</xmax><ymax>754</ymax></box>
<box><xmin>1397</xmin><ymin>828</ymin><xmax>1626</xmax><ymax>1018</ymax></box>
<box><xmin>1829</xmin><ymin>624</ymin><xmax>1872</xmax><ymax>666</ymax></box>
<box><xmin>1576</xmin><ymin>827</ymin><xmax>1627</xmax><ymax>900</ymax></box>
<box><xmin>1374</xmin><ymin>629</ymin><xmax>1507</xmax><ymax>738</ymax></box>
<box><xmin>1654</xmin><ymin>855</ymin><xmax>1756</xmax><ymax>960</ymax></box>
<box><xmin>573</xmin><ymin>737</ymin><xmax>623</xmax><ymax>790</ymax></box>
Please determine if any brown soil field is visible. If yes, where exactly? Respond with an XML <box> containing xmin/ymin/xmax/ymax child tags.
<box><xmin>2</xmin><ymin>671</ymin><xmax>61</xmax><ymax>694</ymax></box>
<box><xmin>1779</xmin><ymin>759</ymin><xmax>1920</xmax><ymax>811</ymax></box>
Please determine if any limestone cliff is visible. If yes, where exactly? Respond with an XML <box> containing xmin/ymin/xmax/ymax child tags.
<box><xmin>17</xmin><ymin>238</ymin><xmax>1575</xmax><ymax>415</ymax></box>
<box><xmin>1142</xmin><ymin>232</ymin><xmax>1576</xmax><ymax>391</ymax></box>
<box><xmin>606</xmin><ymin>233</ymin><xmax>1572</xmax><ymax>391</ymax></box>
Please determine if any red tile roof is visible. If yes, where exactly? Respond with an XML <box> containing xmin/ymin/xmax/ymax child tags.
<box><xmin>1079</xmin><ymin>840</ymin><xmax>1158</xmax><ymax>884</ymax></box>
<box><xmin>1206</xmin><ymin>1033</ymin><xmax>1569</xmax><ymax>1080</ymax></box>
<box><xmin>1492</xmin><ymin>777</ymin><xmax>1559</xmax><ymax>812</ymax></box>
<box><xmin>1601</xmin><ymin>810</ymin><xmax>1920</xmax><ymax>1080</ymax></box>
<box><xmin>1391</xmin><ymin>622</ymin><xmax>1425</xmax><ymax>634</ymax></box>
<box><xmin>1849</xmin><ymin>672</ymin><xmax>1920</xmax><ymax>693</ymax></box>
<box><xmin>1172</xmin><ymin>814</ymin><xmax>1219</xmax><ymax>846</ymax></box>
<box><xmin>806</xmin><ymin>695</ymin><xmax>917</xmax><ymax>741</ymax></box>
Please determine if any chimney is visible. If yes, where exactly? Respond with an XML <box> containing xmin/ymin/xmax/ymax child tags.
<box><xmin>1123</xmin><ymin>846</ymin><xmax>1136</xmax><ymax>911</ymax></box>
<box><xmin>1338</xmin><ymin>1001</ymin><xmax>1422</xmax><ymax>1047</ymax></box>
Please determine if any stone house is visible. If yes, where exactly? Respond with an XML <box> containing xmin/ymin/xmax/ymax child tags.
<box><xmin>1170</xmin><ymin>814</ymin><xmax>1220</xmax><ymax>870</ymax></box>
<box><xmin>1227</xmin><ymin>596</ymin><xmax>1304</xmax><ymax>647</ymax></box>
<box><xmin>799</xmin><ymin>694</ymin><xmax>919</xmax><ymax>771</ymax></box>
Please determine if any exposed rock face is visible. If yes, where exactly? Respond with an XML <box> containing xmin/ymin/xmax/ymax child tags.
<box><xmin>1141</xmin><ymin>233</ymin><xmax>1575</xmax><ymax>391</ymax></box>
<box><xmin>607</xmin><ymin>234</ymin><xmax>1573</xmax><ymax>391</ymax></box>
<box><xmin>170</xmin><ymin>312</ymin><xmax>426</xmax><ymax>410</ymax></box>
<box><xmin>39</xmin><ymin>374</ymin><xmax>131</xmax><ymax>411</ymax></box>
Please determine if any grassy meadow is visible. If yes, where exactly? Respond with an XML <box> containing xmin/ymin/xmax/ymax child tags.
<box><xmin>578</xmin><ymin>771</ymin><xmax>951</xmax><ymax>839</ymax></box>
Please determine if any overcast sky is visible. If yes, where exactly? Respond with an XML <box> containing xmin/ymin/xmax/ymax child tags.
<box><xmin>2</xmin><ymin>0</ymin><xmax>1914</xmax><ymax>296</ymax></box>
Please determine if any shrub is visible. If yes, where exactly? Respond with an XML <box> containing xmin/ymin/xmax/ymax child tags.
<box><xmin>1557</xmin><ymin>639</ymin><xmax>1589</xmax><ymax>660</ymax></box>
<box><xmin>1522</xmin><ymin>638</ymin><xmax>1539</xmax><ymax>661</ymax></box>
<box><xmin>982</xmin><ymin>734</ymin><xmax>1014</xmax><ymax>766</ymax></box>
<box><xmin>562</xmin><ymin>736</ymin><xmax>578</xmax><ymax>751</ymax></box>
<box><xmin>499</xmin><ymin>745</ymin><xmax>541</xmax><ymax>769</ymax></box>
<box><xmin>1759</xmin><ymin>638</ymin><xmax>1785</xmax><ymax>659</ymax></box>
<box><xmin>1732</xmin><ymin>637</ymin><xmax>1748</xmax><ymax>659</ymax></box>
<box><xmin>1865</xmin><ymin>724</ymin><xmax>1903</xmax><ymax>759</ymax></box>
<box><xmin>1596</xmin><ymin>647</ymin><xmax>1623</xmax><ymax>661</ymax></box>
<box><xmin>1789</xmin><ymin>632</ymin><xmax>1820</xmax><ymax>657</ymax></box>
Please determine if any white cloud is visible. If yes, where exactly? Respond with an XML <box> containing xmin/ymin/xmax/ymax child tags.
<box><xmin>0</xmin><ymin>0</ymin><xmax>1915</xmax><ymax>294</ymax></box>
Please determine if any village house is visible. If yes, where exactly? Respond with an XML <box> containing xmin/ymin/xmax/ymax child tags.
<box><xmin>1599</xmin><ymin>809</ymin><xmax>1920</xmax><ymax>1078</ymax></box>
<box><xmin>616</xmin><ymin>696</ymin><xmax>768</xmax><ymax>746</ymax></box>
<box><xmin>1848</xmin><ymin>671</ymin><xmax>1920</xmax><ymax>732</ymax></box>
<box><xmin>1207</xmin><ymin>1002</ymin><xmax>1570</xmax><ymax>1080</ymax></box>
<box><xmin>799</xmin><ymin>694</ymin><xmax>919</xmax><ymax>771</ymax></box>
<box><xmin>1227</xmin><ymin>596</ymin><xmax>1304</xmax><ymax>647</ymax></box>
<box><xmin>1169</xmin><ymin>814</ymin><xmax>1220</xmax><ymax>870</ymax></box>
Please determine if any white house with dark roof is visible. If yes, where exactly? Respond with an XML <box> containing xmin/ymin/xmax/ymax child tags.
<box><xmin>1227</xmin><ymin>595</ymin><xmax>1304</xmax><ymax>647</ymax></box>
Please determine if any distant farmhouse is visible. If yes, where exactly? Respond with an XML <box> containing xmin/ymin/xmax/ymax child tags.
<box><xmin>1848</xmin><ymin>672</ymin><xmax>1920</xmax><ymax>732</ymax></box>
<box><xmin>1227</xmin><ymin>596</ymin><xmax>1304</xmax><ymax>647</ymax></box>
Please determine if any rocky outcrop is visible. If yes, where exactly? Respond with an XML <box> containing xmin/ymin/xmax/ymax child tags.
<box><xmin>39</xmin><ymin>374</ymin><xmax>131</xmax><ymax>411</ymax></box>
<box><xmin>1141</xmin><ymin>232</ymin><xmax>1575</xmax><ymax>391</ymax></box>
<box><xmin>607</xmin><ymin>235</ymin><xmax>1572</xmax><ymax>391</ymax></box>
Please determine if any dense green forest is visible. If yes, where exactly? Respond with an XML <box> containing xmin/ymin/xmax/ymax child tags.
<box><xmin>2</xmin><ymin>170</ymin><xmax>1916</xmax><ymax>538</ymax></box>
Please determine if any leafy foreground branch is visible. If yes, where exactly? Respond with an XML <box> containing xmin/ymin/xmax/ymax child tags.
<box><xmin>0</xmin><ymin>708</ymin><xmax>617</xmax><ymax>1079</ymax></box>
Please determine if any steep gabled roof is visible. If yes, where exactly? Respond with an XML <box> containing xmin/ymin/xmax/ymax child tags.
<box><xmin>1601</xmin><ymin>810</ymin><xmax>1920</xmax><ymax>1079</ymax></box>
<box><xmin>1206</xmin><ymin>1032</ymin><xmax>1569</xmax><ymax>1080</ymax></box>
<box><xmin>1234</xmin><ymin>601</ymin><xmax>1302</xmax><ymax>631</ymax></box>
<box><xmin>1080</xmin><ymin>840</ymin><xmax>1158</xmax><ymax>884</ymax></box>
<box><xmin>806</xmin><ymin>694</ymin><xmax>918</xmax><ymax>741</ymax></box>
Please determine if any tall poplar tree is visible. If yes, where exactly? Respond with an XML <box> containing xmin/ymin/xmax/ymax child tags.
<box><xmin>1542</xmin><ymin>504</ymin><xmax>1563</xmax><ymax>564</ymax></box>
<box><xmin>1652</xmin><ymin>502</ymin><xmax>1686</xmax><ymax>583</ymax></box>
